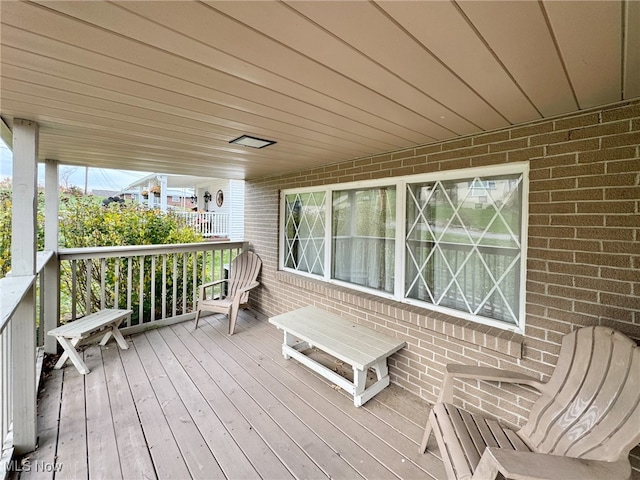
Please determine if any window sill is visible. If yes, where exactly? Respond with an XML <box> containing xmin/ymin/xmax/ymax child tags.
<box><xmin>275</xmin><ymin>271</ymin><xmax>523</xmax><ymax>359</ymax></box>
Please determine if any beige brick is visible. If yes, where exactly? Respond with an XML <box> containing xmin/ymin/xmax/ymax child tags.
<box><xmin>601</xmin><ymin>102</ymin><xmax>640</xmax><ymax>122</ymax></box>
<box><xmin>511</xmin><ymin>121</ymin><xmax>554</xmax><ymax>139</ymax></box>
<box><xmin>489</xmin><ymin>137</ymin><xmax>529</xmax><ymax>153</ymax></box>
<box><xmin>507</xmin><ymin>146</ymin><xmax>545</xmax><ymax>162</ymax></box>
<box><xmin>606</xmin><ymin>158</ymin><xmax>640</xmax><ymax>174</ymax></box>
<box><xmin>470</xmin><ymin>152</ymin><xmax>508</xmax><ymax>167</ymax></box>
<box><xmin>415</xmin><ymin>143</ymin><xmax>442</xmax><ymax>156</ymax></box>
<box><xmin>550</xmin><ymin>214</ymin><xmax>604</xmax><ymax>226</ymax></box>
<box><xmin>552</xmin><ymin>161</ymin><xmax>605</xmax><ymax>178</ymax></box>
<box><xmin>575</xmin><ymin>251</ymin><xmax>632</xmax><ymax>268</ymax></box>
<box><xmin>438</xmin><ymin>158</ymin><xmax>472</xmax><ymax>171</ymax></box>
<box><xmin>605</xmin><ymin>186</ymin><xmax>640</xmax><ymax>200</ymax></box>
<box><xmin>577</xmin><ymin>201</ymin><xmax>635</xmax><ymax>214</ymax></box>
<box><xmin>392</xmin><ymin>148</ymin><xmax>416</xmax><ymax>160</ymax></box>
<box><xmin>530</xmin><ymin>131</ymin><xmax>570</xmax><ymax>146</ymax></box>
<box><xmin>554</xmin><ymin>113</ymin><xmax>600</xmax><ymax>130</ymax></box>
<box><xmin>441</xmin><ymin>137</ymin><xmax>473</xmax><ymax>151</ymax></box>
<box><xmin>529</xmin><ymin>177</ymin><xmax>576</xmax><ymax>192</ymax></box>
<box><xmin>601</xmin><ymin>131</ymin><xmax>640</xmax><ymax>149</ymax></box>
<box><xmin>566</xmin><ymin>121</ymin><xmax>630</xmax><ymax>141</ymax></box>
<box><xmin>605</xmin><ymin>214</ymin><xmax>640</xmax><ymax>227</ymax></box>
<box><xmin>550</xmin><ymin>188</ymin><xmax>603</xmax><ymax>202</ymax></box>
<box><xmin>402</xmin><ymin>156</ymin><xmax>426</xmax><ymax>167</ymax></box>
<box><xmin>548</xmin><ymin>238</ymin><xmax>601</xmax><ymax>252</ymax></box>
<box><xmin>578</xmin><ymin>146</ymin><xmax>637</xmax><ymax>164</ymax></box>
<box><xmin>528</xmin><ymin>202</ymin><xmax>575</xmax><ymax>214</ymax></box>
<box><xmin>546</xmin><ymin>138</ymin><xmax>600</xmax><ymax>156</ymax></box>
<box><xmin>532</xmin><ymin>153</ymin><xmax>576</xmax><ymax>169</ymax></box>
<box><xmin>578</xmin><ymin>173</ymin><xmax>638</xmax><ymax>188</ymax></box>
<box><xmin>473</xmin><ymin>130</ymin><xmax>510</xmax><ymax>145</ymax></box>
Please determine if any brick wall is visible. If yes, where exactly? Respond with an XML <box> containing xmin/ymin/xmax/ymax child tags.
<box><xmin>245</xmin><ymin>99</ymin><xmax>640</xmax><ymax>468</ymax></box>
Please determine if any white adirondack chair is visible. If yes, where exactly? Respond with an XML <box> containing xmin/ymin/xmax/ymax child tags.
<box><xmin>194</xmin><ymin>251</ymin><xmax>261</xmax><ymax>335</ymax></box>
<box><xmin>421</xmin><ymin>326</ymin><xmax>640</xmax><ymax>480</ymax></box>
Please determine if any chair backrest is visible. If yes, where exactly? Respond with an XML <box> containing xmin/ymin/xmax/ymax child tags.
<box><xmin>228</xmin><ymin>251</ymin><xmax>262</xmax><ymax>303</ymax></box>
<box><xmin>518</xmin><ymin>326</ymin><xmax>640</xmax><ymax>462</ymax></box>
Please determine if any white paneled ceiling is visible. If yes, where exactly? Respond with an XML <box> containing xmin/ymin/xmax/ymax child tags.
<box><xmin>1</xmin><ymin>0</ymin><xmax>638</xmax><ymax>180</ymax></box>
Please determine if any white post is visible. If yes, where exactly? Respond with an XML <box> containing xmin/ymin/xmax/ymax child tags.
<box><xmin>44</xmin><ymin>159</ymin><xmax>60</xmax><ymax>354</ymax></box>
<box><xmin>159</xmin><ymin>175</ymin><xmax>168</xmax><ymax>212</ymax></box>
<box><xmin>11</xmin><ymin>118</ymin><xmax>38</xmax><ymax>453</ymax></box>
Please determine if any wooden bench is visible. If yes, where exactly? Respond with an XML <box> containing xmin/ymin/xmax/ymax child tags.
<box><xmin>269</xmin><ymin>306</ymin><xmax>406</xmax><ymax>407</ymax></box>
<box><xmin>48</xmin><ymin>309</ymin><xmax>132</xmax><ymax>375</ymax></box>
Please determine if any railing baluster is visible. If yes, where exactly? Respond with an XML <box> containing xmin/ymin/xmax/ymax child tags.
<box><xmin>100</xmin><ymin>258</ymin><xmax>106</xmax><ymax>310</ymax></box>
<box><xmin>172</xmin><ymin>255</ymin><xmax>178</xmax><ymax>318</ymax></box>
<box><xmin>126</xmin><ymin>258</ymin><xmax>133</xmax><ymax>326</ymax></box>
<box><xmin>182</xmin><ymin>253</ymin><xmax>187</xmax><ymax>315</ymax></box>
<box><xmin>192</xmin><ymin>252</ymin><xmax>198</xmax><ymax>312</ymax></box>
<box><xmin>162</xmin><ymin>255</ymin><xmax>167</xmax><ymax>320</ymax></box>
<box><xmin>151</xmin><ymin>256</ymin><xmax>156</xmax><ymax>322</ymax></box>
<box><xmin>114</xmin><ymin>258</ymin><xmax>120</xmax><ymax>309</ymax></box>
<box><xmin>85</xmin><ymin>259</ymin><xmax>92</xmax><ymax>315</ymax></box>
<box><xmin>139</xmin><ymin>255</ymin><xmax>144</xmax><ymax>324</ymax></box>
<box><xmin>71</xmin><ymin>260</ymin><xmax>77</xmax><ymax>321</ymax></box>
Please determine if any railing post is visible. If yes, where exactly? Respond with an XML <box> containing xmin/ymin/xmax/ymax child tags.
<box><xmin>44</xmin><ymin>159</ymin><xmax>60</xmax><ymax>355</ymax></box>
<box><xmin>11</xmin><ymin>119</ymin><xmax>38</xmax><ymax>454</ymax></box>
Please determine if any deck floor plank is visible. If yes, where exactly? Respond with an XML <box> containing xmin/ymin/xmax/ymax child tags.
<box><xmin>157</xmin><ymin>324</ymin><xmax>296</xmax><ymax>480</ymax></box>
<box><xmin>101</xmin><ymin>344</ymin><xmax>155</xmax><ymax>480</ymax></box>
<box><xmin>239</xmin><ymin>311</ymin><xmax>444</xmax><ymax>456</ymax></box>
<box><xmin>223</xmin><ymin>312</ymin><xmax>447</xmax><ymax>479</ymax></box>
<box><xmin>189</xmin><ymin>322</ymin><xmax>361</xmax><ymax>479</ymax></box>
<box><xmin>84</xmin><ymin>345</ymin><xmax>123</xmax><ymax>480</ymax></box>
<box><xmin>26</xmin><ymin>310</ymin><xmax>448</xmax><ymax>480</ymax></box>
<box><xmin>170</xmin><ymin>322</ymin><xmax>326</xmax><ymax>480</ymax></box>
<box><xmin>55</xmin><ymin>355</ymin><xmax>88</xmax><ymax>480</ymax></box>
<box><xmin>145</xmin><ymin>328</ymin><xmax>263</xmax><ymax>479</ymax></box>
<box><xmin>18</xmin><ymin>368</ymin><xmax>63</xmax><ymax>480</ymax></box>
<box><xmin>118</xmin><ymin>335</ymin><xmax>189</xmax><ymax>480</ymax></box>
<box><xmin>131</xmin><ymin>334</ymin><xmax>224</xmax><ymax>479</ymax></box>
<box><xmin>198</xmin><ymin>316</ymin><xmax>394</xmax><ymax>480</ymax></box>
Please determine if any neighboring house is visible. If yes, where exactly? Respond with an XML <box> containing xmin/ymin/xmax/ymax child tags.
<box><xmin>121</xmin><ymin>174</ymin><xmax>245</xmax><ymax>241</ymax></box>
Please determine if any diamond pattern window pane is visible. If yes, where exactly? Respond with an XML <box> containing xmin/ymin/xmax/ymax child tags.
<box><xmin>284</xmin><ymin>192</ymin><xmax>326</xmax><ymax>276</ymax></box>
<box><xmin>405</xmin><ymin>174</ymin><xmax>523</xmax><ymax>325</ymax></box>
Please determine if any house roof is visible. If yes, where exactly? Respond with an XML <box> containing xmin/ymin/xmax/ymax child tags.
<box><xmin>1</xmin><ymin>1</ymin><xmax>638</xmax><ymax>180</ymax></box>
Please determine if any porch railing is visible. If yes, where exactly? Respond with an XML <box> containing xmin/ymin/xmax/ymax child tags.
<box><xmin>174</xmin><ymin>212</ymin><xmax>229</xmax><ymax>238</ymax></box>
<box><xmin>0</xmin><ymin>251</ymin><xmax>54</xmax><ymax>473</ymax></box>
<box><xmin>58</xmin><ymin>241</ymin><xmax>246</xmax><ymax>334</ymax></box>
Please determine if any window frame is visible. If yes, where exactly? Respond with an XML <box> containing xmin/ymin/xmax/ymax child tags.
<box><xmin>279</xmin><ymin>162</ymin><xmax>529</xmax><ymax>333</ymax></box>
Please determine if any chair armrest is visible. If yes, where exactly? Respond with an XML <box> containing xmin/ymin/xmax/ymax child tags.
<box><xmin>473</xmin><ymin>447</ymin><xmax>632</xmax><ymax>480</ymax></box>
<box><xmin>199</xmin><ymin>279</ymin><xmax>228</xmax><ymax>299</ymax></box>
<box><xmin>437</xmin><ymin>364</ymin><xmax>544</xmax><ymax>403</ymax></box>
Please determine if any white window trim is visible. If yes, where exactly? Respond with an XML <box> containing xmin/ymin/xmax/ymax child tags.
<box><xmin>280</xmin><ymin>162</ymin><xmax>529</xmax><ymax>333</ymax></box>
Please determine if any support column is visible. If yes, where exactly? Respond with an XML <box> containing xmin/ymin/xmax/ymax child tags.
<box><xmin>44</xmin><ymin>159</ymin><xmax>60</xmax><ymax>354</ymax></box>
<box><xmin>11</xmin><ymin>119</ymin><xmax>38</xmax><ymax>454</ymax></box>
<box><xmin>159</xmin><ymin>174</ymin><xmax>168</xmax><ymax>212</ymax></box>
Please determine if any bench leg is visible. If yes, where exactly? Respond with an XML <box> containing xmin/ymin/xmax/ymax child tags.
<box><xmin>101</xmin><ymin>325</ymin><xmax>129</xmax><ymax>350</ymax></box>
<box><xmin>353</xmin><ymin>368</ymin><xmax>367</xmax><ymax>407</ymax></box>
<box><xmin>54</xmin><ymin>336</ymin><xmax>90</xmax><ymax>375</ymax></box>
<box><xmin>354</xmin><ymin>359</ymin><xmax>391</xmax><ymax>407</ymax></box>
<box><xmin>282</xmin><ymin>331</ymin><xmax>296</xmax><ymax>359</ymax></box>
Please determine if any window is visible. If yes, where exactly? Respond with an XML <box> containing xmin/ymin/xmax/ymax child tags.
<box><xmin>332</xmin><ymin>186</ymin><xmax>396</xmax><ymax>293</ymax></box>
<box><xmin>280</xmin><ymin>163</ymin><xmax>528</xmax><ymax>332</ymax></box>
<box><xmin>405</xmin><ymin>174</ymin><xmax>523</xmax><ymax>325</ymax></box>
<box><xmin>283</xmin><ymin>191</ymin><xmax>326</xmax><ymax>276</ymax></box>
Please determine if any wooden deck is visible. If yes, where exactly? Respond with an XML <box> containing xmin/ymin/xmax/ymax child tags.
<box><xmin>18</xmin><ymin>310</ymin><xmax>447</xmax><ymax>479</ymax></box>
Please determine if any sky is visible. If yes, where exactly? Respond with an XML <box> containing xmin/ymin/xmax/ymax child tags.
<box><xmin>0</xmin><ymin>140</ymin><xmax>150</xmax><ymax>193</ymax></box>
